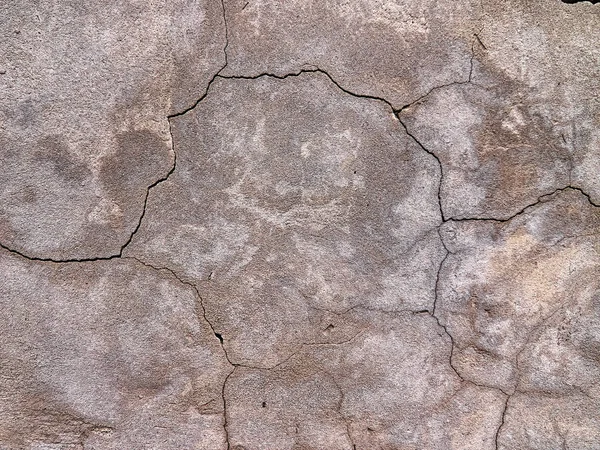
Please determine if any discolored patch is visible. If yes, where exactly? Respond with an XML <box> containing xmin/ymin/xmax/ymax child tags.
<box><xmin>399</xmin><ymin>66</ymin><xmax>571</xmax><ymax>220</ymax></box>
<box><xmin>100</xmin><ymin>130</ymin><xmax>172</xmax><ymax>199</ymax></box>
<box><xmin>437</xmin><ymin>189</ymin><xmax>600</xmax><ymax>395</ymax></box>
<box><xmin>34</xmin><ymin>135</ymin><xmax>91</xmax><ymax>185</ymax></box>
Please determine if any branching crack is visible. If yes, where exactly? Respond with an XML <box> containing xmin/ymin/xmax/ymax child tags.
<box><xmin>2</xmin><ymin>19</ymin><xmax>597</xmax><ymax>448</ymax></box>
<box><xmin>0</xmin><ymin>0</ymin><xmax>231</xmax><ymax>265</ymax></box>
<box><xmin>396</xmin><ymin>37</ymin><xmax>476</xmax><ymax>115</ymax></box>
<box><xmin>126</xmin><ymin>256</ymin><xmax>234</xmax><ymax>364</ymax></box>
<box><xmin>126</xmin><ymin>256</ymin><xmax>235</xmax><ymax>449</ymax></box>
<box><xmin>125</xmin><ymin>255</ymin><xmax>365</xmax><ymax>449</ymax></box>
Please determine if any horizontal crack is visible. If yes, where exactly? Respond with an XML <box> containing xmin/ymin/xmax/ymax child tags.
<box><xmin>447</xmin><ymin>185</ymin><xmax>600</xmax><ymax>223</ymax></box>
<box><xmin>1</xmin><ymin>55</ymin><xmax>475</xmax><ymax>264</ymax></box>
<box><xmin>0</xmin><ymin>150</ymin><xmax>176</xmax><ymax>264</ymax></box>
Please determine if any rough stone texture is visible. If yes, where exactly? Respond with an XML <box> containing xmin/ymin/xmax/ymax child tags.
<box><xmin>1</xmin><ymin>0</ymin><xmax>600</xmax><ymax>449</ymax></box>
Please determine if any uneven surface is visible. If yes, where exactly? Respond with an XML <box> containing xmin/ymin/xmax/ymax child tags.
<box><xmin>1</xmin><ymin>0</ymin><xmax>599</xmax><ymax>448</ymax></box>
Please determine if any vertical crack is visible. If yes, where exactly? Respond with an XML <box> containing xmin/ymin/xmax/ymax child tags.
<box><xmin>398</xmin><ymin>117</ymin><xmax>447</xmax><ymax>223</ymax></box>
<box><xmin>124</xmin><ymin>256</ymin><xmax>235</xmax><ymax>449</ymax></box>
<box><xmin>222</xmin><ymin>367</ymin><xmax>235</xmax><ymax>450</ymax></box>
<box><xmin>322</xmin><ymin>370</ymin><xmax>356</xmax><ymax>450</ymax></box>
<box><xmin>495</xmin><ymin>394</ymin><xmax>510</xmax><ymax>450</ymax></box>
<box><xmin>220</xmin><ymin>0</ymin><xmax>229</xmax><ymax>68</ymax></box>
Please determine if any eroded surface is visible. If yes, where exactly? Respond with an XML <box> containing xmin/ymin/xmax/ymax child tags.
<box><xmin>1</xmin><ymin>0</ymin><xmax>599</xmax><ymax>448</ymax></box>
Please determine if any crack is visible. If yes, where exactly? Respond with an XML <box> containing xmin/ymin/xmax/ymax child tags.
<box><xmin>322</xmin><ymin>369</ymin><xmax>356</xmax><ymax>450</ymax></box>
<box><xmin>394</xmin><ymin>37</ymin><xmax>481</xmax><ymax>227</ymax></box>
<box><xmin>508</xmin><ymin>296</ymin><xmax>596</xmax><ymax>400</ymax></box>
<box><xmin>428</xmin><ymin>225</ymin><xmax>514</xmax><ymax>402</ymax></box>
<box><xmin>222</xmin><ymin>367</ymin><xmax>235</xmax><ymax>450</ymax></box>
<box><xmin>1</xmin><ymin>48</ymin><xmax>480</xmax><ymax>264</ymax></box>
<box><xmin>235</xmin><ymin>329</ymin><xmax>366</xmax><ymax>372</ymax></box>
<box><xmin>430</xmin><ymin>309</ymin><xmax>463</xmax><ymax>383</ymax></box>
<box><xmin>126</xmin><ymin>256</ymin><xmax>234</xmax><ymax>365</ymax></box>
<box><xmin>570</xmin><ymin>185</ymin><xmax>600</xmax><ymax>208</ymax></box>
<box><xmin>125</xmin><ymin>253</ymin><xmax>368</xmax><ymax>450</ymax></box>
<box><xmin>219</xmin><ymin>68</ymin><xmax>399</xmax><ymax>119</ymax></box>
<box><xmin>397</xmin><ymin>118</ymin><xmax>447</xmax><ymax>222</ymax></box>
<box><xmin>2</xmin><ymin>30</ymin><xmax>593</xmax><ymax>448</ymax></box>
<box><xmin>0</xmin><ymin>152</ymin><xmax>175</xmax><ymax>263</ymax></box>
<box><xmin>125</xmin><ymin>256</ymin><xmax>235</xmax><ymax>450</ymax></box>
<box><xmin>447</xmin><ymin>185</ymin><xmax>600</xmax><ymax>223</ymax></box>
<box><xmin>432</xmin><ymin>227</ymin><xmax>451</xmax><ymax>318</ymax></box>
<box><xmin>474</xmin><ymin>32</ymin><xmax>487</xmax><ymax>51</ymax></box>
<box><xmin>0</xmin><ymin>59</ymin><xmax>530</xmax><ymax>422</ymax></box>
<box><xmin>220</xmin><ymin>0</ymin><xmax>229</xmax><ymax>68</ymax></box>
<box><xmin>0</xmin><ymin>0</ymin><xmax>231</xmax><ymax>265</ymax></box>
<box><xmin>396</xmin><ymin>37</ymin><xmax>476</xmax><ymax>115</ymax></box>
<box><xmin>426</xmin><ymin>227</ymin><xmax>465</xmax><ymax>384</ymax></box>
<box><xmin>169</xmin><ymin>0</ymin><xmax>230</xmax><ymax>120</ymax></box>
<box><xmin>127</xmin><ymin>256</ymin><xmax>364</xmax><ymax>373</ymax></box>
<box><xmin>495</xmin><ymin>394</ymin><xmax>510</xmax><ymax>450</ymax></box>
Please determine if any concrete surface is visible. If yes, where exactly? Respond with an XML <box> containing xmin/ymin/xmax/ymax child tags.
<box><xmin>1</xmin><ymin>0</ymin><xmax>599</xmax><ymax>448</ymax></box>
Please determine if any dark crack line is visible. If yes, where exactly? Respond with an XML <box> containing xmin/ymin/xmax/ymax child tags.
<box><xmin>222</xmin><ymin>367</ymin><xmax>235</xmax><ymax>450</ymax></box>
<box><xmin>219</xmin><ymin>68</ymin><xmax>400</xmax><ymax>120</ymax></box>
<box><xmin>127</xmin><ymin>254</ymin><xmax>366</xmax><ymax>371</ymax></box>
<box><xmin>396</xmin><ymin>37</ymin><xmax>476</xmax><ymax>115</ymax></box>
<box><xmin>322</xmin><ymin>369</ymin><xmax>356</xmax><ymax>450</ymax></box>
<box><xmin>570</xmin><ymin>185</ymin><xmax>600</xmax><ymax>207</ymax></box>
<box><xmin>0</xmin><ymin>0</ymin><xmax>231</xmax><ymax>265</ymax></box>
<box><xmin>432</xmin><ymin>228</ymin><xmax>451</xmax><ymax>317</ymax></box>
<box><xmin>126</xmin><ymin>256</ymin><xmax>235</xmax><ymax>449</ymax></box>
<box><xmin>220</xmin><ymin>0</ymin><xmax>229</xmax><ymax>68</ymax></box>
<box><xmin>126</xmin><ymin>256</ymin><xmax>234</xmax><ymax>365</ymax></box>
<box><xmin>168</xmin><ymin>0</ymin><xmax>229</xmax><ymax>120</ymax></box>
<box><xmin>123</xmin><ymin>263</ymin><xmax>235</xmax><ymax>447</ymax></box>
<box><xmin>12</xmin><ymin>49</ymin><xmax>593</xmax><ymax>264</ymax></box>
<box><xmin>394</xmin><ymin>36</ymin><xmax>481</xmax><ymax>227</ymax></box>
<box><xmin>128</xmin><ymin>256</ymin><xmax>364</xmax><ymax>376</ymax></box>
<box><xmin>398</xmin><ymin>118</ymin><xmax>447</xmax><ymax>222</ymax></box>
<box><xmin>430</xmin><ymin>311</ymin><xmax>463</xmax><ymax>382</ymax></box>
<box><xmin>495</xmin><ymin>394</ymin><xmax>510</xmax><ymax>450</ymax></box>
<box><xmin>220</xmin><ymin>68</ymin><xmax>451</xmax><ymax>233</ymax></box>
<box><xmin>474</xmin><ymin>32</ymin><xmax>487</xmax><ymax>50</ymax></box>
<box><xmin>0</xmin><ymin>154</ymin><xmax>176</xmax><ymax>264</ymax></box>
<box><xmin>447</xmin><ymin>185</ymin><xmax>600</xmax><ymax>223</ymax></box>
<box><xmin>1</xmin><ymin>46</ymin><xmax>597</xmax><ymax>450</ymax></box>
<box><xmin>2</xmin><ymin>64</ymin><xmax>597</xmax><ymax>422</ymax></box>
<box><xmin>430</xmin><ymin>224</ymin><xmax>513</xmax><ymax>400</ymax></box>
<box><xmin>3</xmin><ymin>64</ymin><xmax>595</xmax><ymax>406</ymax></box>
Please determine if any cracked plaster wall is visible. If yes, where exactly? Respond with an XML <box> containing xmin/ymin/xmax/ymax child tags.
<box><xmin>0</xmin><ymin>0</ymin><xmax>599</xmax><ymax>449</ymax></box>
